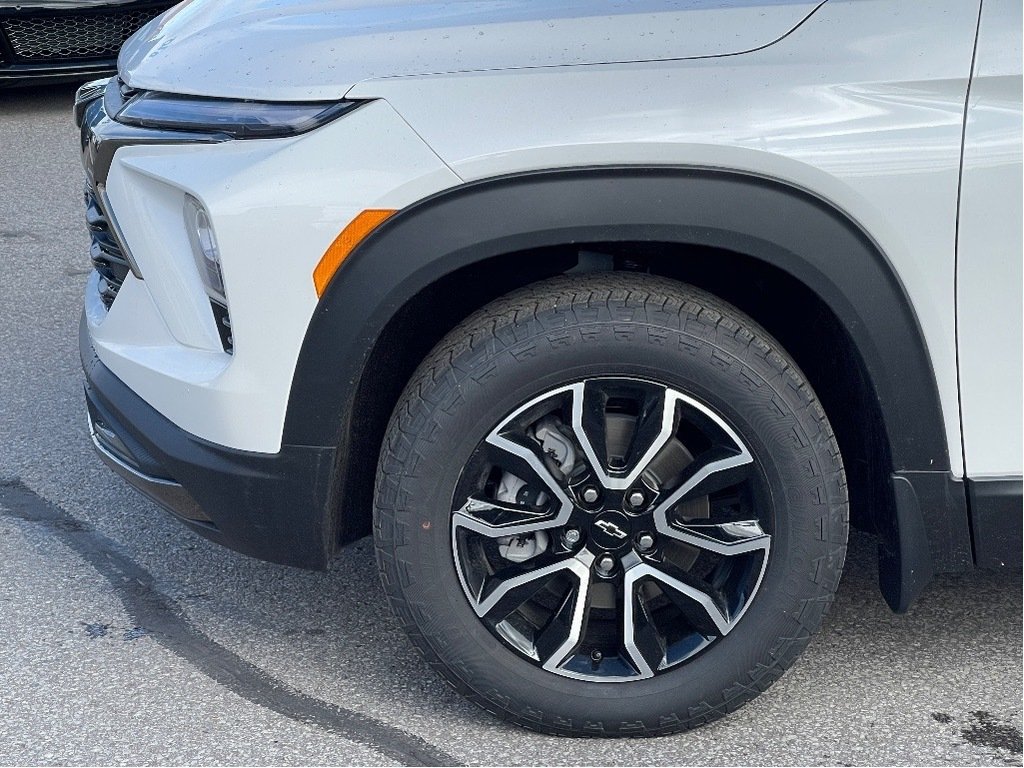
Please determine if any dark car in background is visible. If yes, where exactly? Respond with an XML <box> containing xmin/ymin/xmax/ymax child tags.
<box><xmin>0</xmin><ymin>0</ymin><xmax>175</xmax><ymax>87</ymax></box>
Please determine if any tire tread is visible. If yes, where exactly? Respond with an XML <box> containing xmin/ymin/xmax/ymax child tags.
<box><xmin>374</xmin><ymin>273</ymin><xmax>848</xmax><ymax>737</ymax></box>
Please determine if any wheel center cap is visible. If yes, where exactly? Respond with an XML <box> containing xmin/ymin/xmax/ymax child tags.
<box><xmin>590</xmin><ymin>510</ymin><xmax>633</xmax><ymax>551</ymax></box>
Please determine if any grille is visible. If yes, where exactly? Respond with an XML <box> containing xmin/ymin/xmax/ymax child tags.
<box><xmin>2</xmin><ymin>7</ymin><xmax>167</xmax><ymax>61</ymax></box>
<box><xmin>85</xmin><ymin>185</ymin><xmax>131</xmax><ymax>309</ymax></box>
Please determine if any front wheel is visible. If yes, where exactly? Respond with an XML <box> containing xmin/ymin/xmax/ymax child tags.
<box><xmin>374</xmin><ymin>273</ymin><xmax>847</xmax><ymax>736</ymax></box>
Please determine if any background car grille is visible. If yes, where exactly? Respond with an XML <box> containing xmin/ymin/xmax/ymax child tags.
<box><xmin>85</xmin><ymin>186</ymin><xmax>131</xmax><ymax>309</ymax></box>
<box><xmin>2</xmin><ymin>7</ymin><xmax>169</xmax><ymax>62</ymax></box>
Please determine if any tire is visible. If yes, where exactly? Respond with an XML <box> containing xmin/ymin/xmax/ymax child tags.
<box><xmin>373</xmin><ymin>272</ymin><xmax>848</xmax><ymax>736</ymax></box>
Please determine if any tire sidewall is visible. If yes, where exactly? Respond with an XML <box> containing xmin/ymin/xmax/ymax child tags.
<box><xmin>376</xmin><ymin>278</ymin><xmax>843</xmax><ymax>730</ymax></box>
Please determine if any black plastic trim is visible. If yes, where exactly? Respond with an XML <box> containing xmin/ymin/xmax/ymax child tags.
<box><xmin>878</xmin><ymin>475</ymin><xmax>936</xmax><ymax>613</ymax></box>
<box><xmin>284</xmin><ymin>166</ymin><xmax>970</xmax><ymax>595</ymax></box>
<box><xmin>288</xmin><ymin>167</ymin><xmax>953</xmax><ymax>470</ymax></box>
<box><xmin>879</xmin><ymin>471</ymin><xmax>975</xmax><ymax>611</ymax></box>
<box><xmin>81</xmin><ymin>315</ymin><xmax>336</xmax><ymax>569</ymax></box>
<box><xmin>0</xmin><ymin>61</ymin><xmax>115</xmax><ymax>86</ymax></box>
<box><xmin>967</xmin><ymin>477</ymin><xmax>1023</xmax><ymax>569</ymax></box>
<box><xmin>79</xmin><ymin>80</ymin><xmax>227</xmax><ymax>187</ymax></box>
<box><xmin>90</xmin><ymin>422</ymin><xmax>213</xmax><ymax>527</ymax></box>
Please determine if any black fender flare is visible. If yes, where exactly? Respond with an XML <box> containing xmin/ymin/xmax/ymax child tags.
<box><xmin>287</xmin><ymin>166</ymin><xmax>949</xmax><ymax>469</ymax></box>
<box><xmin>285</xmin><ymin>167</ymin><xmax>973</xmax><ymax>600</ymax></box>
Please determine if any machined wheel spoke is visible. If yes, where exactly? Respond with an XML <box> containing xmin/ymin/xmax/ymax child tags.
<box><xmin>481</xmin><ymin>430</ymin><xmax>577</xmax><ymax>507</ymax></box>
<box><xmin>451</xmin><ymin>427</ymin><xmax>575</xmax><ymax>536</ymax></box>
<box><xmin>539</xmin><ymin>553</ymin><xmax>594</xmax><ymax>672</ymax></box>
<box><xmin>533</xmin><ymin>572</ymin><xmax>589</xmax><ymax>667</ymax></box>
<box><xmin>670</xmin><ymin>519</ymin><xmax>771</xmax><ymax>556</ymax></box>
<box><xmin>653</xmin><ymin>447</ymin><xmax>756</xmax><ymax>541</ymax></box>
<box><xmin>471</xmin><ymin>552</ymin><xmax>595</xmax><ymax>672</ymax></box>
<box><xmin>623</xmin><ymin>569</ymin><xmax>665</xmax><ymax>678</ymax></box>
<box><xmin>628</xmin><ymin>560</ymin><xmax>732</xmax><ymax>638</ymax></box>
<box><xmin>484</xmin><ymin>435</ymin><xmax>574</xmax><ymax>509</ymax></box>
<box><xmin>473</xmin><ymin>556</ymin><xmax>580</xmax><ymax>621</ymax></box>
<box><xmin>674</xmin><ymin>448</ymin><xmax>753</xmax><ymax>503</ymax></box>
<box><xmin>452</xmin><ymin>496</ymin><xmax>557</xmax><ymax>538</ymax></box>
<box><xmin>569</xmin><ymin>379</ymin><xmax>675</xmax><ymax>489</ymax></box>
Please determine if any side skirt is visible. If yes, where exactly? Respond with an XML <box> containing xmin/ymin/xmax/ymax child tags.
<box><xmin>879</xmin><ymin>472</ymin><xmax>1021</xmax><ymax>612</ymax></box>
<box><xmin>968</xmin><ymin>477</ymin><xmax>1024</xmax><ymax>570</ymax></box>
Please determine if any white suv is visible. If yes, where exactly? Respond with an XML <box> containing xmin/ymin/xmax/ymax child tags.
<box><xmin>75</xmin><ymin>0</ymin><xmax>1022</xmax><ymax>735</ymax></box>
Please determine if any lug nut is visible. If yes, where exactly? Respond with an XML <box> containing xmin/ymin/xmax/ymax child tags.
<box><xmin>562</xmin><ymin>528</ymin><xmax>581</xmax><ymax>546</ymax></box>
<box><xmin>636</xmin><ymin>533</ymin><xmax>656</xmax><ymax>552</ymax></box>
<box><xmin>581</xmin><ymin>486</ymin><xmax>600</xmax><ymax>504</ymax></box>
<box><xmin>628</xmin><ymin>490</ymin><xmax>646</xmax><ymax>509</ymax></box>
<box><xmin>595</xmin><ymin>554</ymin><xmax>616</xmax><ymax>576</ymax></box>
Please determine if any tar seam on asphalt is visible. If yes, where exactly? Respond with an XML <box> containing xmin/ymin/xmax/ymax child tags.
<box><xmin>0</xmin><ymin>480</ymin><xmax>459</xmax><ymax>767</ymax></box>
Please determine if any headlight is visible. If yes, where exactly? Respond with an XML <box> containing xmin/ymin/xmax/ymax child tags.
<box><xmin>113</xmin><ymin>92</ymin><xmax>362</xmax><ymax>138</ymax></box>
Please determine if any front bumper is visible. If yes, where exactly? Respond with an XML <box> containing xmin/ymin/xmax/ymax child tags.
<box><xmin>0</xmin><ymin>60</ymin><xmax>115</xmax><ymax>87</ymax></box>
<box><xmin>82</xmin><ymin>315</ymin><xmax>337</xmax><ymax>568</ymax></box>
<box><xmin>76</xmin><ymin>74</ymin><xmax>459</xmax><ymax>454</ymax></box>
<box><xmin>74</xmin><ymin>56</ymin><xmax>460</xmax><ymax>565</ymax></box>
<box><xmin>0</xmin><ymin>1</ymin><xmax>175</xmax><ymax>88</ymax></box>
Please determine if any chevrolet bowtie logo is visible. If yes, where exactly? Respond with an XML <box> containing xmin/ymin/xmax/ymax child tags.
<box><xmin>594</xmin><ymin>519</ymin><xmax>628</xmax><ymax>539</ymax></box>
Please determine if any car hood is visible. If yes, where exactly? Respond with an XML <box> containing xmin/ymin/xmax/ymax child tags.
<box><xmin>120</xmin><ymin>0</ymin><xmax>821</xmax><ymax>101</ymax></box>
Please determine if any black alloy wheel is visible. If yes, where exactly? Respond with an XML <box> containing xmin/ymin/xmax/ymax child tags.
<box><xmin>374</xmin><ymin>272</ymin><xmax>848</xmax><ymax>736</ymax></box>
<box><xmin>450</xmin><ymin>377</ymin><xmax>771</xmax><ymax>681</ymax></box>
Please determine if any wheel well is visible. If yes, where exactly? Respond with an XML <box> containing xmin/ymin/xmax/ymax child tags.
<box><xmin>334</xmin><ymin>242</ymin><xmax>890</xmax><ymax>544</ymax></box>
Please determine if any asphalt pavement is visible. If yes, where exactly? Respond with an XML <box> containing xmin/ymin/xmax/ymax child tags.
<box><xmin>0</xmin><ymin>84</ymin><xmax>1021</xmax><ymax>767</ymax></box>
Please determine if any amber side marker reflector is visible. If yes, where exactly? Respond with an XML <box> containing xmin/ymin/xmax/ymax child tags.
<box><xmin>313</xmin><ymin>208</ymin><xmax>396</xmax><ymax>297</ymax></box>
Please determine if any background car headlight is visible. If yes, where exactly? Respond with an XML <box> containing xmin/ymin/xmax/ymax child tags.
<box><xmin>114</xmin><ymin>92</ymin><xmax>362</xmax><ymax>138</ymax></box>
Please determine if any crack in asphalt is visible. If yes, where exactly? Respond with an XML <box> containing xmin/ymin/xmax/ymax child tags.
<box><xmin>0</xmin><ymin>480</ymin><xmax>459</xmax><ymax>767</ymax></box>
